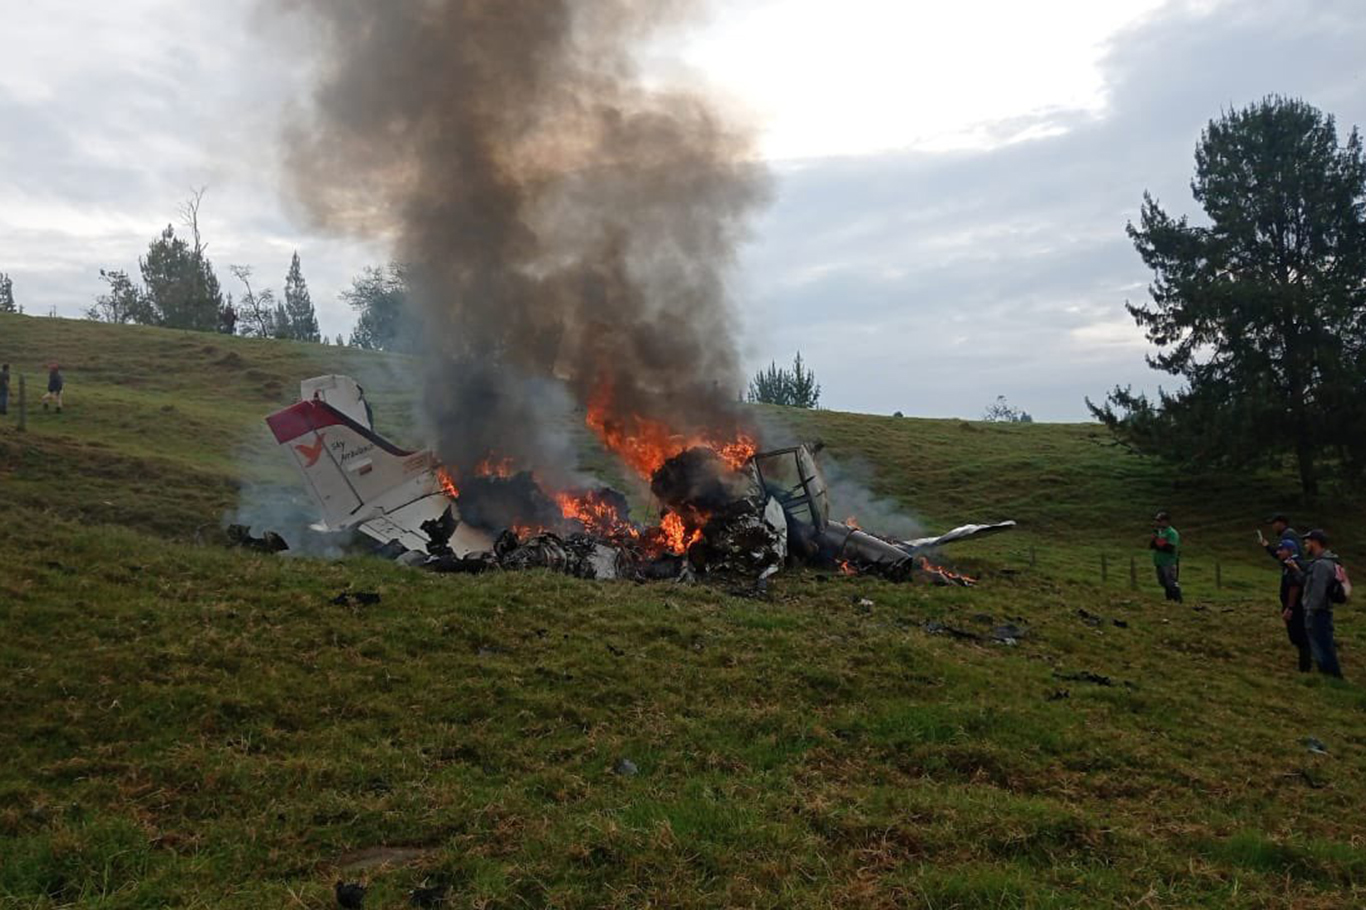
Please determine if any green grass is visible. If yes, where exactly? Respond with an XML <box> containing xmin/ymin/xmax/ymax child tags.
<box><xmin>2</xmin><ymin>313</ymin><xmax>1365</xmax><ymax>908</ymax></box>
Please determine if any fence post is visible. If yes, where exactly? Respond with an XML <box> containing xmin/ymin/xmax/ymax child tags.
<box><xmin>1130</xmin><ymin>556</ymin><xmax>1138</xmax><ymax>591</ymax></box>
<box><xmin>17</xmin><ymin>373</ymin><xmax>26</xmax><ymax>432</ymax></box>
<box><xmin>1101</xmin><ymin>553</ymin><xmax>1109</xmax><ymax>583</ymax></box>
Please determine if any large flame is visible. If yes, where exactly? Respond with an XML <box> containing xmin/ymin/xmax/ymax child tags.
<box><xmin>555</xmin><ymin>490</ymin><xmax>638</xmax><ymax>540</ymax></box>
<box><xmin>585</xmin><ymin>384</ymin><xmax>755</xmax><ymax>479</ymax></box>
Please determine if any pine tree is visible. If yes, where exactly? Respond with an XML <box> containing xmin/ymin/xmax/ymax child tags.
<box><xmin>141</xmin><ymin>225</ymin><xmax>223</xmax><ymax>330</ymax></box>
<box><xmin>284</xmin><ymin>251</ymin><xmax>320</xmax><ymax>342</ymax></box>
<box><xmin>273</xmin><ymin>301</ymin><xmax>292</xmax><ymax>340</ymax></box>
<box><xmin>1089</xmin><ymin>96</ymin><xmax>1366</xmax><ymax>495</ymax></box>
<box><xmin>746</xmin><ymin>352</ymin><xmax>822</xmax><ymax>408</ymax></box>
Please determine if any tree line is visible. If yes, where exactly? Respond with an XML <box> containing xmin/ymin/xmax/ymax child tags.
<box><xmin>86</xmin><ymin>189</ymin><xmax>322</xmax><ymax>343</ymax></box>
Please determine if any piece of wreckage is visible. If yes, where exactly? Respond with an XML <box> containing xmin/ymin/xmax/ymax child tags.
<box><xmin>264</xmin><ymin>376</ymin><xmax>1015</xmax><ymax>585</ymax></box>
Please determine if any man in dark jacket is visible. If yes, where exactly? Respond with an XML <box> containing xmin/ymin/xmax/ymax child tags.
<box><xmin>0</xmin><ymin>363</ymin><xmax>9</xmax><ymax>415</ymax></box>
<box><xmin>1289</xmin><ymin>529</ymin><xmax>1344</xmax><ymax>678</ymax></box>
<box><xmin>41</xmin><ymin>363</ymin><xmax>63</xmax><ymax>413</ymax></box>
<box><xmin>1259</xmin><ymin>514</ymin><xmax>1309</xmax><ymax>671</ymax></box>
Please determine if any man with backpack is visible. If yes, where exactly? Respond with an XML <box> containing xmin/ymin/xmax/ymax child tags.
<box><xmin>1288</xmin><ymin>529</ymin><xmax>1348</xmax><ymax>678</ymax></box>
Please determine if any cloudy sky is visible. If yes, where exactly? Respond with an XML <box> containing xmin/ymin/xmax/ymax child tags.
<box><xmin>3</xmin><ymin>0</ymin><xmax>1364</xmax><ymax>419</ymax></box>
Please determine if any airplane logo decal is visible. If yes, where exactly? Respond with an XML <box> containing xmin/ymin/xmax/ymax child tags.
<box><xmin>295</xmin><ymin>433</ymin><xmax>327</xmax><ymax>468</ymax></box>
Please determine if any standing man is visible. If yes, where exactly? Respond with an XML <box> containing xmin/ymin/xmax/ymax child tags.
<box><xmin>1151</xmin><ymin>511</ymin><xmax>1183</xmax><ymax>602</ymax></box>
<box><xmin>1259</xmin><ymin>514</ymin><xmax>1309</xmax><ymax>671</ymax></box>
<box><xmin>1292</xmin><ymin>529</ymin><xmax>1344</xmax><ymax>678</ymax></box>
<box><xmin>41</xmin><ymin>363</ymin><xmax>63</xmax><ymax>413</ymax></box>
<box><xmin>0</xmin><ymin>363</ymin><xmax>9</xmax><ymax>416</ymax></box>
<box><xmin>1259</xmin><ymin>513</ymin><xmax>1302</xmax><ymax>559</ymax></box>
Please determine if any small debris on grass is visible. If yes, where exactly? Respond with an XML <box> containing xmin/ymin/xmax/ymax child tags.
<box><xmin>335</xmin><ymin>881</ymin><xmax>366</xmax><ymax>909</ymax></box>
<box><xmin>1289</xmin><ymin>768</ymin><xmax>1326</xmax><ymax>789</ymax></box>
<box><xmin>1078</xmin><ymin>609</ymin><xmax>1128</xmax><ymax>630</ymax></box>
<box><xmin>613</xmin><ymin>758</ymin><xmax>639</xmax><ymax>777</ymax></box>
<box><xmin>1054</xmin><ymin>670</ymin><xmax>1127</xmax><ymax>688</ymax></box>
<box><xmin>991</xmin><ymin>623</ymin><xmax>1027</xmax><ymax>644</ymax></box>
<box><xmin>1078</xmin><ymin>608</ymin><xmax>1104</xmax><ymax>628</ymax></box>
<box><xmin>227</xmin><ymin>524</ymin><xmax>289</xmax><ymax>554</ymax></box>
<box><xmin>1304</xmin><ymin>736</ymin><xmax>1329</xmax><ymax>755</ymax></box>
<box><xmin>331</xmin><ymin>591</ymin><xmax>382</xmax><ymax>607</ymax></box>
<box><xmin>606</xmin><ymin>643</ymin><xmax>625</xmax><ymax>657</ymax></box>
<box><xmin>923</xmin><ymin>621</ymin><xmax>982</xmax><ymax>641</ymax></box>
<box><xmin>1047</xmin><ymin>689</ymin><xmax>1071</xmax><ymax>702</ymax></box>
<box><xmin>409</xmin><ymin>882</ymin><xmax>449</xmax><ymax>908</ymax></box>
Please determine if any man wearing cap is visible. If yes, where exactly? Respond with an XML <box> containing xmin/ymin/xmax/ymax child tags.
<box><xmin>1289</xmin><ymin>530</ymin><xmax>1343</xmax><ymax>678</ymax></box>
<box><xmin>1150</xmin><ymin>511</ymin><xmax>1182</xmax><ymax>603</ymax></box>
<box><xmin>1258</xmin><ymin>515</ymin><xmax>1310</xmax><ymax>671</ymax></box>
<box><xmin>1259</xmin><ymin>514</ymin><xmax>1302</xmax><ymax>562</ymax></box>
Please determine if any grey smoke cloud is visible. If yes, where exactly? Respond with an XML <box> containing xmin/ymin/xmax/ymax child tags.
<box><xmin>268</xmin><ymin>0</ymin><xmax>769</xmax><ymax>476</ymax></box>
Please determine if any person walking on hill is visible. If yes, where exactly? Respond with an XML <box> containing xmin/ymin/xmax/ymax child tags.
<box><xmin>1288</xmin><ymin>529</ymin><xmax>1345</xmax><ymax>678</ymax></box>
<box><xmin>0</xmin><ymin>363</ymin><xmax>9</xmax><ymax>416</ymax></box>
<box><xmin>1151</xmin><ymin>511</ymin><xmax>1183</xmax><ymax>602</ymax></box>
<box><xmin>41</xmin><ymin>363</ymin><xmax>63</xmax><ymax>413</ymax></box>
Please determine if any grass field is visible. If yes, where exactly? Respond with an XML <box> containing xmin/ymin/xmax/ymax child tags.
<box><xmin>2</xmin><ymin>313</ymin><xmax>1364</xmax><ymax>909</ymax></box>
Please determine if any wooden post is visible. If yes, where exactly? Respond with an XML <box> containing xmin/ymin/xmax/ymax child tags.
<box><xmin>1101</xmin><ymin>553</ymin><xmax>1109</xmax><ymax>583</ymax></box>
<box><xmin>16</xmin><ymin>373</ymin><xmax>26</xmax><ymax>432</ymax></box>
<box><xmin>1130</xmin><ymin>556</ymin><xmax>1138</xmax><ymax>591</ymax></box>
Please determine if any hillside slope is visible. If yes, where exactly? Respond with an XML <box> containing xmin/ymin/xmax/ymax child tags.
<box><xmin>2</xmin><ymin>314</ymin><xmax>1364</xmax><ymax>909</ymax></box>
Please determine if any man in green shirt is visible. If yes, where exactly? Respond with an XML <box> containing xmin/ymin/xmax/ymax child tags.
<box><xmin>1151</xmin><ymin>511</ymin><xmax>1183</xmax><ymax>602</ymax></box>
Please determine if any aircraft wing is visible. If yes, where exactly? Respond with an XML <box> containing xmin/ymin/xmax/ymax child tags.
<box><xmin>899</xmin><ymin>520</ymin><xmax>1017</xmax><ymax>553</ymax></box>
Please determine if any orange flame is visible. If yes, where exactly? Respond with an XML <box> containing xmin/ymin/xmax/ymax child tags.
<box><xmin>660</xmin><ymin>511</ymin><xmax>703</xmax><ymax>555</ymax></box>
<box><xmin>839</xmin><ymin>560</ymin><xmax>859</xmax><ymax>577</ymax></box>
<box><xmin>437</xmin><ymin>467</ymin><xmax>460</xmax><ymax>499</ymax></box>
<box><xmin>585</xmin><ymin>385</ymin><xmax>756</xmax><ymax>479</ymax></box>
<box><xmin>555</xmin><ymin>490</ymin><xmax>639</xmax><ymax>540</ymax></box>
<box><xmin>918</xmin><ymin>557</ymin><xmax>977</xmax><ymax>587</ymax></box>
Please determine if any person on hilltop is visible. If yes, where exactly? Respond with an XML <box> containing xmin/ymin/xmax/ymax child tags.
<box><xmin>1150</xmin><ymin>510</ymin><xmax>1183</xmax><ymax>602</ymax></box>
<box><xmin>1286</xmin><ymin>529</ymin><xmax>1347</xmax><ymax>678</ymax></box>
<box><xmin>1258</xmin><ymin>514</ymin><xmax>1310</xmax><ymax>671</ymax></box>
<box><xmin>0</xmin><ymin>363</ymin><xmax>9</xmax><ymax>416</ymax></box>
<box><xmin>41</xmin><ymin>363</ymin><xmax>63</xmax><ymax>413</ymax></box>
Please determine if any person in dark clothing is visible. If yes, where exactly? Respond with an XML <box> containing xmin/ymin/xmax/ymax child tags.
<box><xmin>41</xmin><ymin>363</ymin><xmax>63</xmax><ymax>413</ymax></box>
<box><xmin>1150</xmin><ymin>511</ymin><xmax>1183</xmax><ymax>602</ymax></box>
<box><xmin>1287</xmin><ymin>529</ymin><xmax>1344</xmax><ymax>678</ymax></box>
<box><xmin>1258</xmin><ymin>514</ymin><xmax>1302</xmax><ymax>559</ymax></box>
<box><xmin>0</xmin><ymin>363</ymin><xmax>9</xmax><ymax>415</ymax></box>
<box><xmin>1275</xmin><ymin>538</ymin><xmax>1311</xmax><ymax>671</ymax></box>
<box><xmin>1258</xmin><ymin>515</ymin><xmax>1310</xmax><ymax>671</ymax></box>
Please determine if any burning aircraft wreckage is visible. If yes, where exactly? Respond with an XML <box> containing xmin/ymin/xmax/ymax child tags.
<box><xmin>260</xmin><ymin>376</ymin><xmax>1014</xmax><ymax>588</ymax></box>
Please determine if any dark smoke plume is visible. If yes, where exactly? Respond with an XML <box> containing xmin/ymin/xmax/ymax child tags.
<box><xmin>270</xmin><ymin>0</ymin><xmax>768</xmax><ymax>479</ymax></box>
